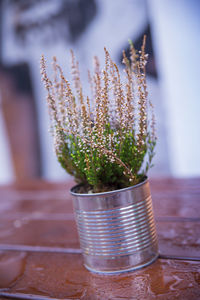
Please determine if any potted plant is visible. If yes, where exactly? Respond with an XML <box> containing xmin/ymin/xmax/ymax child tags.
<box><xmin>40</xmin><ymin>36</ymin><xmax>158</xmax><ymax>274</ymax></box>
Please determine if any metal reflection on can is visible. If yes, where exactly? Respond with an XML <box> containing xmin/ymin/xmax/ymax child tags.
<box><xmin>70</xmin><ymin>178</ymin><xmax>158</xmax><ymax>274</ymax></box>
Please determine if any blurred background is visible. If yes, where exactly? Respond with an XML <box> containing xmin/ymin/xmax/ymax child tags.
<box><xmin>0</xmin><ymin>0</ymin><xmax>200</xmax><ymax>184</ymax></box>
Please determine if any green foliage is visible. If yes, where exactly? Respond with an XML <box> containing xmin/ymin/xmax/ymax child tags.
<box><xmin>58</xmin><ymin>126</ymin><xmax>156</xmax><ymax>193</ymax></box>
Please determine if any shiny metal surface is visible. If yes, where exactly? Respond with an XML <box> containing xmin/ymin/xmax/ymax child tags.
<box><xmin>71</xmin><ymin>179</ymin><xmax>158</xmax><ymax>274</ymax></box>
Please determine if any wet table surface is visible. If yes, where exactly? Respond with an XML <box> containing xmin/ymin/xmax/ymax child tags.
<box><xmin>0</xmin><ymin>178</ymin><xmax>200</xmax><ymax>300</ymax></box>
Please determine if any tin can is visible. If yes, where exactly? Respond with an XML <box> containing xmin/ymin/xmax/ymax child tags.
<box><xmin>70</xmin><ymin>178</ymin><xmax>158</xmax><ymax>274</ymax></box>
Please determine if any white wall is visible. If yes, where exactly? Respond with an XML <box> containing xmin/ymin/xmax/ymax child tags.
<box><xmin>149</xmin><ymin>0</ymin><xmax>200</xmax><ymax>176</ymax></box>
<box><xmin>0</xmin><ymin>95</ymin><xmax>14</xmax><ymax>183</ymax></box>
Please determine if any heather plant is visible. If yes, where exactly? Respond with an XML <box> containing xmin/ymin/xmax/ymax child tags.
<box><xmin>40</xmin><ymin>36</ymin><xmax>156</xmax><ymax>193</ymax></box>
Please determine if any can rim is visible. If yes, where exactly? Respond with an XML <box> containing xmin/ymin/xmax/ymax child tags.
<box><xmin>70</xmin><ymin>176</ymin><xmax>148</xmax><ymax>197</ymax></box>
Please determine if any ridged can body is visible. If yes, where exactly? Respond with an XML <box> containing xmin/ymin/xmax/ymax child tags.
<box><xmin>70</xmin><ymin>178</ymin><xmax>158</xmax><ymax>274</ymax></box>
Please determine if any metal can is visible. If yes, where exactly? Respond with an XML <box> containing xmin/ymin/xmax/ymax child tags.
<box><xmin>70</xmin><ymin>178</ymin><xmax>158</xmax><ymax>274</ymax></box>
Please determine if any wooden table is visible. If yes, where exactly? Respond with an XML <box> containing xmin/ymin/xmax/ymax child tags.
<box><xmin>0</xmin><ymin>178</ymin><xmax>200</xmax><ymax>299</ymax></box>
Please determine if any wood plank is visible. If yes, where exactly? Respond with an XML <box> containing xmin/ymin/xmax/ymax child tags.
<box><xmin>0</xmin><ymin>179</ymin><xmax>200</xmax><ymax>299</ymax></box>
<box><xmin>0</xmin><ymin>251</ymin><xmax>200</xmax><ymax>299</ymax></box>
<box><xmin>0</xmin><ymin>217</ymin><xmax>200</xmax><ymax>259</ymax></box>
